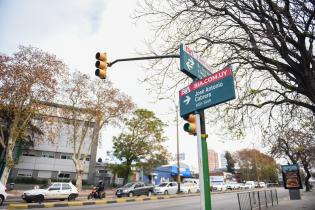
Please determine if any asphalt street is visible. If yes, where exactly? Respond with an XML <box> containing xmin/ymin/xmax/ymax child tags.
<box><xmin>13</xmin><ymin>188</ymin><xmax>288</xmax><ymax>210</ymax></box>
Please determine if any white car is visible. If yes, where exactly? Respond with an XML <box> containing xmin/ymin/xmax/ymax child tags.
<box><xmin>244</xmin><ymin>181</ymin><xmax>255</xmax><ymax>189</ymax></box>
<box><xmin>258</xmin><ymin>182</ymin><xmax>266</xmax><ymax>188</ymax></box>
<box><xmin>154</xmin><ymin>182</ymin><xmax>178</xmax><ymax>195</ymax></box>
<box><xmin>239</xmin><ymin>183</ymin><xmax>246</xmax><ymax>190</ymax></box>
<box><xmin>226</xmin><ymin>182</ymin><xmax>240</xmax><ymax>190</ymax></box>
<box><xmin>212</xmin><ymin>183</ymin><xmax>227</xmax><ymax>191</ymax></box>
<box><xmin>22</xmin><ymin>182</ymin><xmax>78</xmax><ymax>203</ymax></box>
<box><xmin>180</xmin><ymin>182</ymin><xmax>199</xmax><ymax>194</ymax></box>
<box><xmin>0</xmin><ymin>182</ymin><xmax>8</xmax><ymax>206</ymax></box>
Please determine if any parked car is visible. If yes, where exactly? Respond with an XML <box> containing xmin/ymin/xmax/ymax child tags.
<box><xmin>0</xmin><ymin>182</ymin><xmax>8</xmax><ymax>206</ymax></box>
<box><xmin>180</xmin><ymin>182</ymin><xmax>200</xmax><ymax>194</ymax></box>
<box><xmin>212</xmin><ymin>183</ymin><xmax>227</xmax><ymax>191</ymax></box>
<box><xmin>244</xmin><ymin>181</ymin><xmax>255</xmax><ymax>189</ymax></box>
<box><xmin>180</xmin><ymin>181</ymin><xmax>199</xmax><ymax>194</ymax></box>
<box><xmin>115</xmin><ymin>182</ymin><xmax>154</xmax><ymax>197</ymax></box>
<box><xmin>21</xmin><ymin>182</ymin><xmax>78</xmax><ymax>203</ymax></box>
<box><xmin>258</xmin><ymin>182</ymin><xmax>266</xmax><ymax>188</ymax></box>
<box><xmin>154</xmin><ymin>182</ymin><xmax>178</xmax><ymax>195</ymax></box>
<box><xmin>183</xmin><ymin>178</ymin><xmax>199</xmax><ymax>185</ymax></box>
<box><xmin>226</xmin><ymin>182</ymin><xmax>240</xmax><ymax>190</ymax></box>
<box><xmin>254</xmin><ymin>182</ymin><xmax>260</xmax><ymax>188</ymax></box>
<box><xmin>239</xmin><ymin>183</ymin><xmax>246</xmax><ymax>190</ymax></box>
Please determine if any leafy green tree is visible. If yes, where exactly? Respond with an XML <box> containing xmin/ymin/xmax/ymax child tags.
<box><xmin>224</xmin><ymin>151</ymin><xmax>235</xmax><ymax>174</ymax></box>
<box><xmin>108</xmin><ymin>163</ymin><xmax>129</xmax><ymax>184</ymax></box>
<box><xmin>112</xmin><ymin>109</ymin><xmax>168</xmax><ymax>184</ymax></box>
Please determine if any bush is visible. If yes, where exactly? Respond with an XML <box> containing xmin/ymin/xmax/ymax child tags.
<box><xmin>110</xmin><ymin>183</ymin><xmax>118</xmax><ymax>188</ymax></box>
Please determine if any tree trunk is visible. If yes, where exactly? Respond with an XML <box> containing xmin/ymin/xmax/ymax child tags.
<box><xmin>0</xmin><ymin>140</ymin><xmax>15</xmax><ymax>185</ymax></box>
<box><xmin>303</xmin><ymin>164</ymin><xmax>311</xmax><ymax>192</ymax></box>
<box><xmin>73</xmin><ymin>158</ymin><xmax>83</xmax><ymax>192</ymax></box>
<box><xmin>76</xmin><ymin>172</ymin><xmax>83</xmax><ymax>192</ymax></box>
<box><xmin>123</xmin><ymin>161</ymin><xmax>132</xmax><ymax>185</ymax></box>
<box><xmin>0</xmin><ymin>165</ymin><xmax>11</xmax><ymax>186</ymax></box>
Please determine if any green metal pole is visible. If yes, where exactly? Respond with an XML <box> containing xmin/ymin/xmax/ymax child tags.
<box><xmin>201</xmin><ymin>134</ymin><xmax>211</xmax><ymax>209</ymax></box>
<box><xmin>196</xmin><ymin>111</ymin><xmax>212</xmax><ymax>210</ymax></box>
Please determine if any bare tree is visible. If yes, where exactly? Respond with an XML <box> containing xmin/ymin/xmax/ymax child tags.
<box><xmin>59</xmin><ymin>72</ymin><xmax>134</xmax><ymax>191</ymax></box>
<box><xmin>0</xmin><ymin>46</ymin><xmax>65</xmax><ymax>185</ymax></box>
<box><xmin>265</xmin><ymin>107</ymin><xmax>315</xmax><ymax>191</ymax></box>
<box><xmin>135</xmin><ymin>0</ymin><xmax>315</xmax><ymax>138</ymax></box>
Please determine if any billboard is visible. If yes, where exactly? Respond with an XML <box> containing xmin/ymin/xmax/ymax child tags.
<box><xmin>281</xmin><ymin>164</ymin><xmax>303</xmax><ymax>189</ymax></box>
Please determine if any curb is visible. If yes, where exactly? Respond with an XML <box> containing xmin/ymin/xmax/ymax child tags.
<box><xmin>8</xmin><ymin>194</ymin><xmax>199</xmax><ymax>209</ymax></box>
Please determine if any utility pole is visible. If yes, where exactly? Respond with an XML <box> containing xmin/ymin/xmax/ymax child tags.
<box><xmin>175</xmin><ymin>104</ymin><xmax>181</xmax><ymax>193</ymax></box>
<box><xmin>159</xmin><ymin>98</ymin><xmax>181</xmax><ymax>193</ymax></box>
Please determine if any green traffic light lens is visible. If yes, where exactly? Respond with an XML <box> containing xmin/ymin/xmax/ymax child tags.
<box><xmin>183</xmin><ymin>123</ymin><xmax>191</xmax><ymax>132</ymax></box>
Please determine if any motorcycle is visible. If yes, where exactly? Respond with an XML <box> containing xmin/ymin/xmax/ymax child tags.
<box><xmin>87</xmin><ymin>186</ymin><xmax>106</xmax><ymax>200</ymax></box>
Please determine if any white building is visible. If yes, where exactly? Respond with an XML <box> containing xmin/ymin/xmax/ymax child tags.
<box><xmin>9</xmin><ymin>102</ymin><xmax>98</xmax><ymax>184</ymax></box>
<box><xmin>220</xmin><ymin>153</ymin><xmax>228</xmax><ymax>169</ymax></box>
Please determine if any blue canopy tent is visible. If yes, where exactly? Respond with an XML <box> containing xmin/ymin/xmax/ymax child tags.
<box><xmin>151</xmin><ymin>163</ymin><xmax>192</xmax><ymax>185</ymax></box>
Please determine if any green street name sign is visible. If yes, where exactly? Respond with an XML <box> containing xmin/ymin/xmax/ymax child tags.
<box><xmin>180</xmin><ymin>43</ymin><xmax>212</xmax><ymax>79</ymax></box>
<box><xmin>179</xmin><ymin>66</ymin><xmax>236</xmax><ymax>117</ymax></box>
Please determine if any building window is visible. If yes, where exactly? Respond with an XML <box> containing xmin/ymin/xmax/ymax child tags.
<box><xmin>42</xmin><ymin>152</ymin><xmax>55</xmax><ymax>158</ymax></box>
<box><xmin>98</xmin><ymin>170</ymin><xmax>107</xmax><ymax>174</ymax></box>
<box><xmin>17</xmin><ymin>169</ymin><xmax>33</xmax><ymax>177</ymax></box>
<box><xmin>60</xmin><ymin>154</ymin><xmax>72</xmax><ymax>160</ymax></box>
<box><xmin>58</xmin><ymin>173</ymin><xmax>70</xmax><ymax>179</ymax></box>
<box><xmin>22</xmin><ymin>152</ymin><xmax>36</xmax><ymax>157</ymax></box>
<box><xmin>79</xmin><ymin>155</ymin><xmax>90</xmax><ymax>161</ymax></box>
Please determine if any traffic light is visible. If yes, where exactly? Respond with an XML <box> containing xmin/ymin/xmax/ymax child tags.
<box><xmin>183</xmin><ymin>114</ymin><xmax>196</xmax><ymax>135</ymax></box>
<box><xmin>95</xmin><ymin>52</ymin><xmax>107</xmax><ymax>79</ymax></box>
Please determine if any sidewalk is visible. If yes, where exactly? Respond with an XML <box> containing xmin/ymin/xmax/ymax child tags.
<box><xmin>271</xmin><ymin>190</ymin><xmax>315</xmax><ymax>210</ymax></box>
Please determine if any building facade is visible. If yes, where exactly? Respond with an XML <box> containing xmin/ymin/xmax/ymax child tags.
<box><xmin>208</xmin><ymin>149</ymin><xmax>219</xmax><ymax>171</ymax></box>
<box><xmin>220</xmin><ymin>153</ymin><xmax>228</xmax><ymax>169</ymax></box>
<box><xmin>9</xmin><ymin>102</ymin><xmax>99</xmax><ymax>184</ymax></box>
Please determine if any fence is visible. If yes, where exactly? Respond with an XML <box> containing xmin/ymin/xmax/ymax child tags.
<box><xmin>237</xmin><ymin>189</ymin><xmax>278</xmax><ymax>210</ymax></box>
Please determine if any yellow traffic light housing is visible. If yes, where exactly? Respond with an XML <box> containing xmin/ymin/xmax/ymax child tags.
<box><xmin>95</xmin><ymin>52</ymin><xmax>107</xmax><ymax>79</ymax></box>
<box><xmin>183</xmin><ymin>114</ymin><xmax>196</xmax><ymax>135</ymax></box>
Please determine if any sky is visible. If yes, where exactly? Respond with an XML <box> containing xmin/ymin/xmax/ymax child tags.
<box><xmin>0</xmin><ymin>0</ymin><xmax>263</xmax><ymax>170</ymax></box>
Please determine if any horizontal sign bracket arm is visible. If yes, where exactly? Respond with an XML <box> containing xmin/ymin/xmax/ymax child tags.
<box><xmin>108</xmin><ymin>55</ymin><xmax>180</xmax><ymax>67</ymax></box>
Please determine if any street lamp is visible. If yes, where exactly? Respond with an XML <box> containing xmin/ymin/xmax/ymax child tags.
<box><xmin>159</xmin><ymin>98</ymin><xmax>181</xmax><ymax>193</ymax></box>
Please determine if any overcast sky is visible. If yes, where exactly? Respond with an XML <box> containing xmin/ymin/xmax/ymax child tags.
<box><xmin>0</xmin><ymin>0</ymin><xmax>262</xmax><ymax>170</ymax></box>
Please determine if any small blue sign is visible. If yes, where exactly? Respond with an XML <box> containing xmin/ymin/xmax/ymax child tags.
<box><xmin>180</xmin><ymin>43</ymin><xmax>212</xmax><ymax>79</ymax></box>
<box><xmin>179</xmin><ymin>66</ymin><xmax>236</xmax><ymax>117</ymax></box>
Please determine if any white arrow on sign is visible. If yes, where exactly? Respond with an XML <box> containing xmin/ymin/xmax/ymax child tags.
<box><xmin>186</xmin><ymin>57</ymin><xmax>194</xmax><ymax>70</ymax></box>
<box><xmin>184</xmin><ymin>95</ymin><xmax>191</xmax><ymax>105</ymax></box>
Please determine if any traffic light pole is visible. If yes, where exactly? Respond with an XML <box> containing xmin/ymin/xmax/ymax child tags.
<box><xmin>196</xmin><ymin>110</ymin><xmax>212</xmax><ymax>210</ymax></box>
<box><xmin>107</xmin><ymin>55</ymin><xmax>180</xmax><ymax>67</ymax></box>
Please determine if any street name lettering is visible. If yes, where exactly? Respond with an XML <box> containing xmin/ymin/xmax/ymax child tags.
<box><xmin>179</xmin><ymin>66</ymin><xmax>236</xmax><ymax>117</ymax></box>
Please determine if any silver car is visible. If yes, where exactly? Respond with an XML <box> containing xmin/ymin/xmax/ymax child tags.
<box><xmin>154</xmin><ymin>182</ymin><xmax>178</xmax><ymax>195</ymax></box>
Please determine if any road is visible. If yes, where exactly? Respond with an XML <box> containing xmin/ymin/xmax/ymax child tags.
<box><xmin>15</xmin><ymin>188</ymin><xmax>287</xmax><ymax>210</ymax></box>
